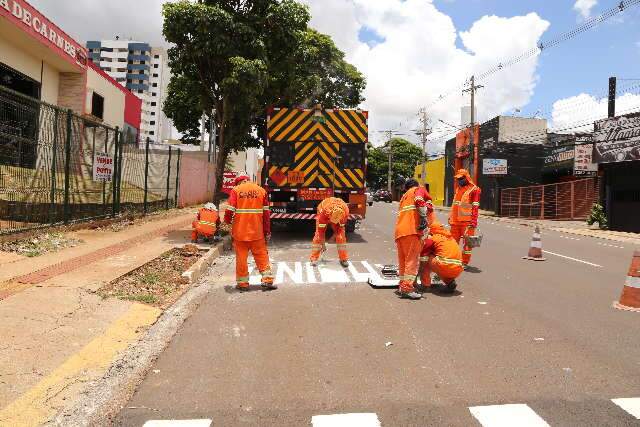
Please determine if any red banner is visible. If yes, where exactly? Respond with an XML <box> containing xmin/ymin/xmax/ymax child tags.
<box><xmin>299</xmin><ymin>188</ymin><xmax>333</xmax><ymax>201</ymax></box>
<box><xmin>222</xmin><ymin>171</ymin><xmax>238</xmax><ymax>195</ymax></box>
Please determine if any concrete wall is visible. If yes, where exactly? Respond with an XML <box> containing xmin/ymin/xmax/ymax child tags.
<box><xmin>498</xmin><ymin>116</ymin><xmax>547</xmax><ymax>144</ymax></box>
<box><xmin>85</xmin><ymin>66</ymin><xmax>125</xmax><ymax>128</ymax></box>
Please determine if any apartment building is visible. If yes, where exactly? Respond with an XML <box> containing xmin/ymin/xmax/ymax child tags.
<box><xmin>86</xmin><ymin>39</ymin><xmax>170</xmax><ymax>142</ymax></box>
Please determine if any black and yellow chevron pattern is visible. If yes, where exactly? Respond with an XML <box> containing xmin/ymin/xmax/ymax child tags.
<box><xmin>267</xmin><ymin>108</ymin><xmax>367</xmax><ymax>189</ymax></box>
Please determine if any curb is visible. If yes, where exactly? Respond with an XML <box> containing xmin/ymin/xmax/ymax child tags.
<box><xmin>181</xmin><ymin>236</ymin><xmax>231</xmax><ymax>284</ymax></box>
<box><xmin>47</xmin><ymin>237</ymin><xmax>233</xmax><ymax>427</ymax></box>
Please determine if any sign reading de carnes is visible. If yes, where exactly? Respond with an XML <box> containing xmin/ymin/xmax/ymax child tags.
<box><xmin>0</xmin><ymin>0</ymin><xmax>87</xmax><ymax>67</ymax></box>
<box><xmin>93</xmin><ymin>152</ymin><xmax>113</xmax><ymax>181</ymax></box>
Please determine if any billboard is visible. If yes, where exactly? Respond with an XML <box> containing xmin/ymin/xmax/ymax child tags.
<box><xmin>574</xmin><ymin>143</ymin><xmax>597</xmax><ymax>176</ymax></box>
<box><xmin>593</xmin><ymin>115</ymin><xmax>640</xmax><ymax>163</ymax></box>
<box><xmin>482</xmin><ymin>159</ymin><xmax>508</xmax><ymax>175</ymax></box>
<box><xmin>543</xmin><ymin>145</ymin><xmax>575</xmax><ymax>171</ymax></box>
<box><xmin>222</xmin><ymin>171</ymin><xmax>238</xmax><ymax>194</ymax></box>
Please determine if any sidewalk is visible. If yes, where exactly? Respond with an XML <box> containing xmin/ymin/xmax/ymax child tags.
<box><xmin>0</xmin><ymin>209</ymin><xmax>199</xmax><ymax>426</ymax></box>
<box><xmin>434</xmin><ymin>205</ymin><xmax>640</xmax><ymax>245</ymax></box>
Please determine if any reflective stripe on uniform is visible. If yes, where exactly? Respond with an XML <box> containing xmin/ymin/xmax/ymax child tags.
<box><xmin>336</xmin><ymin>244</ymin><xmax>348</xmax><ymax>249</ymax></box>
<box><xmin>227</xmin><ymin>206</ymin><xmax>237</xmax><ymax>212</ymax></box>
<box><xmin>235</xmin><ymin>208</ymin><xmax>264</xmax><ymax>214</ymax></box>
<box><xmin>463</xmin><ymin>250</ymin><xmax>472</xmax><ymax>255</ymax></box>
<box><xmin>435</xmin><ymin>255</ymin><xmax>463</xmax><ymax>266</ymax></box>
<box><xmin>260</xmin><ymin>269</ymin><xmax>274</xmax><ymax>279</ymax></box>
<box><xmin>199</xmin><ymin>221</ymin><xmax>217</xmax><ymax>226</ymax></box>
<box><xmin>400</xmin><ymin>205</ymin><xmax>416</xmax><ymax>211</ymax></box>
<box><xmin>263</xmin><ymin>206</ymin><xmax>271</xmax><ymax>210</ymax></box>
<box><xmin>453</xmin><ymin>201</ymin><xmax>461</xmax><ymax>206</ymax></box>
<box><xmin>419</xmin><ymin>256</ymin><xmax>429</xmax><ymax>262</ymax></box>
<box><xmin>318</xmin><ymin>224</ymin><xmax>328</xmax><ymax>228</ymax></box>
<box><xmin>236</xmin><ymin>276</ymin><xmax>249</xmax><ymax>283</ymax></box>
<box><xmin>472</xmin><ymin>202</ymin><xmax>480</xmax><ymax>206</ymax></box>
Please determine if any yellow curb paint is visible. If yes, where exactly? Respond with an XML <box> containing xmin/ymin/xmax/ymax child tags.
<box><xmin>0</xmin><ymin>303</ymin><xmax>160</xmax><ymax>427</ymax></box>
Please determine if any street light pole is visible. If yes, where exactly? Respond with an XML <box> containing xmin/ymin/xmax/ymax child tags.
<box><xmin>462</xmin><ymin>75</ymin><xmax>483</xmax><ymax>180</ymax></box>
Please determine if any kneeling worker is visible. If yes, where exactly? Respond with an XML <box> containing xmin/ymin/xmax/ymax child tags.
<box><xmin>418</xmin><ymin>223</ymin><xmax>464</xmax><ymax>294</ymax></box>
<box><xmin>191</xmin><ymin>203</ymin><xmax>220</xmax><ymax>243</ymax></box>
<box><xmin>224</xmin><ymin>173</ymin><xmax>276</xmax><ymax>292</ymax></box>
<box><xmin>310</xmin><ymin>196</ymin><xmax>350</xmax><ymax>267</ymax></box>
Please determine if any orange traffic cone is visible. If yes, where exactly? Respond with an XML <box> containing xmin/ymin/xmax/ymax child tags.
<box><xmin>613</xmin><ymin>251</ymin><xmax>640</xmax><ymax>312</ymax></box>
<box><xmin>523</xmin><ymin>226</ymin><xmax>546</xmax><ymax>261</ymax></box>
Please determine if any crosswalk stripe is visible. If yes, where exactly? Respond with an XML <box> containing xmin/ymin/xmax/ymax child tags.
<box><xmin>143</xmin><ymin>420</ymin><xmax>212</xmax><ymax>427</ymax></box>
<box><xmin>311</xmin><ymin>413</ymin><xmax>381</xmax><ymax>427</ymax></box>
<box><xmin>469</xmin><ymin>404</ymin><xmax>549</xmax><ymax>427</ymax></box>
<box><xmin>612</xmin><ymin>397</ymin><xmax>640</xmax><ymax>419</ymax></box>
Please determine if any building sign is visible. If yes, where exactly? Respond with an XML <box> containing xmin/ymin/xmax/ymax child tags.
<box><xmin>574</xmin><ymin>143</ymin><xmax>597</xmax><ymax>176</ymax></box>
<box><xmin>222</xmin><ymin>171</ymin><xmax>238</xmax><ymax>194</ymax></box>
<box><xmin>543</xmin><ymin>145</ymin><xmax>575</xmax><ymax>170</ymax></box>
<box><xmin>93</xmin><ymin>152</ymin><xmax>113</xmax><ymax>181</ymax></box>
<box><xmin>593</xmin><ymin>115</ymin><xmax>640</xmax><ymax>163</ymax></box>
<box><xmin>482</xmin><ymin>159</ymin><xmax>508</xmax><ymax>175</ymax></box>
<box><xmin>0</xmin><ymin>0</ymin><xmax>87</xmax><ymax>68</ymax></box>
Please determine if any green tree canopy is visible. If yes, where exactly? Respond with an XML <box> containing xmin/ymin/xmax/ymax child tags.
<box><xmin>162</xmin><ymin>0</ymin><xmax>366</xmax><ymax>199</ymax></box>
<box><xmin>367</xmin><ymin>138</ymin><xmax>423</xmax><ymax>190</ymax></box>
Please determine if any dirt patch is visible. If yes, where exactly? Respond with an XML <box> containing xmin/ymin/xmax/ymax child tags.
<box><xmin>99</xmin><ymin>245</ymin><xmax>204</xmax><ymax>309</ymax></box>
<box><xmin>0</xmin><ymin>232</ymin><xmax>83</xmax><ymax>257</ymax></box>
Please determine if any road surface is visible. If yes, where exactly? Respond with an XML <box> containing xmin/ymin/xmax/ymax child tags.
<box><xmin>115</xmin><ymin>202</ymin><xmax>640</xmax><ymax>426</ymax></box>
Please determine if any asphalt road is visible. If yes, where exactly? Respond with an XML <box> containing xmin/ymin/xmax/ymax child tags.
<box><xmin>115</xmin><ymin>202</ymin><xmax>640</xmax><ymax>426</ymax></box>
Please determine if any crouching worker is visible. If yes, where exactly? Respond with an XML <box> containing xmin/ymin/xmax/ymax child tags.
<box><xmin>310</xmin><ymin>197</ymin><xmax>349</xmax><ymax>267</ymax></box>
<box><xmin>191</xmin><ymin>203</ymin><xmax>220</xmax><ymax>243</ymax></box>
<box><xmin>417</xmin><ymin>223</ymin><xmax>464</xmax><ymax>294</ymax></box>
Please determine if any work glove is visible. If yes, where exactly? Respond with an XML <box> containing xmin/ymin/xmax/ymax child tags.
<box><xmin>417</xmin><ymin>217</ymin><xmax>428</xmax><ymax>231</ymax></box>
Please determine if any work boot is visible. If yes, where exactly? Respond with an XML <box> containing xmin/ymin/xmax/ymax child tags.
<box><xmin>463</xmin><ymin>264</ymin><xmax>471</xmax><ymax>271</ymax></box>
<box><xmin>310</xmin><ymin>260</ymin><xmax>319</xmax><ymax>267</ymax></box>
<box><xmin>235</xmin><ymin>285</ymin><xmax>250</xmax><ymax>292</ymax></box>
<box><xmin>340</xmin><ymin>260</ymin><xmax>349</xmax><ymax>268</ymax></box>
<box><xmin>261</xmin><ymin>282</ymin><xmax>278</xmax><ymax>291</ymax></box>
<box><xmin>399</xmin><ymin>291</ymin><xmax>422</xmax><ymax>300</ymax></box>
<box><xmin>442</xmin><ymin>280</ymin><xmax>457</xmax><ymax>294</ymax></box>
<box><xmin>415</xmin><ymin>283</ymin><xmax>432</xmax><ymax>293</ymax></box>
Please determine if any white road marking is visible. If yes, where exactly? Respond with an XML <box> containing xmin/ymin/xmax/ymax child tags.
<box><xmin>275</xmin><ymin>261</ymin><xmax>304</xmax><ymax>284</ymax></box>
<box><xmin>612</xmin><ymin>397</ymin><xmax>640</xmax><ymax>419</ymax></box>
<box><xmin>469</xmin><ymin>404</ymin><xmax>549</xmax><ymax>427</ymax></box>
<box><xmin>312</xmin><ymin>413</ymin><xmax>381</xmax><ymax>427</ymax></box>
<box><xmin>559</xmin><ymin>235</ymin><xmax>581</xmax><ymax>241</ymax></box>
<box><xmin>542</xmin><ymin>250</ymin><xmax>602</xmax><ymax>267</ymax></box>
<box><xmin>318</xmin><ymin>264</ymin><xmax>350</xmax><ymax>282</ymax></box>
<box><xmin>143</xmin><ymin>420</ymin><xmax>212</xmax><ymax>427</ymax></box>
<box><xmin>598</xmin><ymin>242</ymin><xmax>625</xmax><ymax>249</ymax></box>
<box><xmin>248</xmin><ymin>261</ymin><xmax>393</xmax><ymax>285</ymax></box>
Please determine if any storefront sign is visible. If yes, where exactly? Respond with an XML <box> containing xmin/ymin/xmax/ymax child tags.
<box><xmin>0</xmin><ymin>0</ymin><xmax>87</xmax><ymax>68</ymax></box>
<box><xmin>93</xmin><ymin>152</ymin><xmax>113</xmax><ymax>181</ymax></box>
<box><xmin>222</xmin><ymin>171</ymin><xmax>238</xmax><ymax>194</ymax></box>
<box><xmin>574</xmin><ymin>143</ymin><xmax>597</xmax><ymax>176</ymax></box>
<box><xmin>482</xmin><ymin>159</ymin><xmax>508</xmax><ymax>175</ymax></box>
<box><xmin>594</xmin><ymin>115</ymin><xmax>640</xmax><ymax>163</ymax></box>
<box><xmin>543</xmin><ymin>145</ymin><xmax>575</xmax><ymax>170</ymax></box>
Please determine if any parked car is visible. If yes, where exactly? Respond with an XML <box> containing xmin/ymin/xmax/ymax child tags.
<box><xmin>375</xmin><ymin>190</ymin><xmax>392</xmax><ymax>203</ymax></box>
<box><xmin>365</xmin><ymin>191</ymin><xmax>374</xmax><ymax>206</ymax></box>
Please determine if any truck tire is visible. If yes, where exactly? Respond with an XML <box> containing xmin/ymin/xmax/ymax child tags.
<box><xmin>346</xmin><ymin>220</ymin><xmax>356</xmax><ymax>234</ymax></box>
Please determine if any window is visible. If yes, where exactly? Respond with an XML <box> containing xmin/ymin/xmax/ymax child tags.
<box><xmin>151</xmin><ymin>102</ymin><xmax>156</xmax><ymax>106</ymax></box>
<box><xmin>154</xmin><ymin>55</ymin><xmax>159</xmax><ymax>59</ymax></box>
<box><xmin>117</xmin><ymin>68</ymin><xmax>126</xmax><ymax>72</ymax></box>
<box><xmin>91</xmin><ymin>92</ymin><xmax>104</xmax><ymax>120</ymax></box>
<box><xmin>152</xmin><ymin>92</ymin><xmax>157</xmax><ymax>97</ymax></box>
<box><xmin>138</xmin><ymin>90</ymin><xmax>143</xmax><ymax>94</ymax></box>
<box><xmin>154</xmin><ymin>64</ymin><xmax>159</xmax><ymax>69</ymax></box>
<box><xmin>150</xmin><ymin>131</ymin><xmax>155</xmax><ymax>135</ymax></box>
<box><xmin>153</xmin><ymin>73</ymin><xmax>158</xmax><ymax>78</ymax></box>
<box><xmin>152</xmin><ymin>83</ymin><xmax>158</xmax><ymax>87</ymax></box>
<box><xmin>139</xmin><ymin>70</ymin><xmax>144</xmax><ymax>74</ymax></box>
<box><xmin>150</xmin><ymin>121</ymin><xmax>156</xmax><ymax>125</ymax></box>
<box><xmin>151</xmin><ymin>112</ymin><xmax>156</xmax><ymax>116</ymax></box>
<box><xmin>118</xmin><ymin>58</ymin><xmax>127</xmax><ymax>62</ymax></box>
<box><xmin>126</xmin><ymin>79</ymin><xmax>132</xmax><ymax>84</ymax></box>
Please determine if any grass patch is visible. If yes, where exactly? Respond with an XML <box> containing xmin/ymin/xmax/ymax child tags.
<box><xmin>0</xmin><ymin>232</ymin><xmax>83</xmax><ymax>257</ymax></box>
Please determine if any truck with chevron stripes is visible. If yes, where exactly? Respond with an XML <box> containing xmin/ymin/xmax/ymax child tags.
<box><xmin>263</xmin><ymin>105</ymin><xmax>368</xmax><ymax>233</ymax></box>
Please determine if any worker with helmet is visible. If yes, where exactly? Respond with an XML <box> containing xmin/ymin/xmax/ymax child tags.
<box><xmin>394</xmin><ymin>178</ymin><xmax>434</xmax><ymax>300</ymax></box>
<box><xmin>449</xmin><ymin>169</ymin><xmax>481</xmax><ymax>268</ymax></box>
<box><xmin>224</xmin><ymin>173</ymin><xmax>276</xmax><ymax>292</ymax></box>
<box><xmin>191</xmin><ymin>202</ymin><xmax>220</xmax><ymax>243</ymax></box>
<box><xmin>417</xmin><ymin>223</ymin><xmax>464</xmax><ymax>294</ymax></box>
<box><xmin>310</xmin><ymin>196</ymin><xmax>350</xmax><ymax>267</ymax></box>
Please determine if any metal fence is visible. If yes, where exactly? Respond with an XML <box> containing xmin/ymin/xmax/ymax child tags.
<box><xmin>500</xmin><ymin>177</ymin><xmax>600</xmax><ymax>220</ymax></box>
<box><xmin>0</xmin><ymin>85</ymin><xmax>180</xmax><ymax>235</ymax></box>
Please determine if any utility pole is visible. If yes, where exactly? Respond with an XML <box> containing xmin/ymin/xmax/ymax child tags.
<box><xmin>417</xmin><ymin>109</ymin><xmax>432</xmax><ymax>187</ymax></box>
<box><xmin>377</xmin><ymin>129</ymin><xmax>403</xmax><ymax>193</ymax></box>
<box><xmin>462</xmin><ymin>75</ymin><xmax>483</xmax><ymax>180</ymax></box>
<box><xmin>200</xmin><ymin>111</ymin><xmax>206</xmax><ymax>152</ymax></box>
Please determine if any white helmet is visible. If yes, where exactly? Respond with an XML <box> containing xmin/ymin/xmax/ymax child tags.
<box><xmin>204</xmin><ymin>202</ymin><xmax>217</xmax><ymax>211</ymax></box>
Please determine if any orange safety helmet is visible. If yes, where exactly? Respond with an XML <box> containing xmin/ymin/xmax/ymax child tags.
<box><xmin>234</xmin><ymin>173</ymin><xmax>250</xmax><ymax>186</ymax></box>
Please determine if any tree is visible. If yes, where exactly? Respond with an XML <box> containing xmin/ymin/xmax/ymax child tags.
<box><xmin>162</xmin><ymin>0</ymin><xmax>365</xmax><ymax>200</ymax></box>
<box><xmin>366</xmin><ymin>138</ymin><xmax>422</xmax><ymax>190</ymax></box>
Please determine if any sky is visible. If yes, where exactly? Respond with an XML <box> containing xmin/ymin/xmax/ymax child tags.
<box><xmin>29</xmin><ymin>0</ymin><xmax>640</xmax><ymax>153</ymax></box>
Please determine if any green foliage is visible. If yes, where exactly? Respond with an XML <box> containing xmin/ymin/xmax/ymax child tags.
<box><xmin>366</xmin><ymin>138</ymin><xmax>423</xmax><ymax>190</ymax></box>
<box><xmin>586</xmin><ymin>203</ymin><xmax>608</xmax><ymax>229</ymax></box>
<box><xmin>162</xmin><ymin>0</ymin><xmax>365</xmax><ymax>197</ymax></box>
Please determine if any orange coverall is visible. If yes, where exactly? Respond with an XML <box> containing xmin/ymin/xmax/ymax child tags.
<box><xmin>419</xmin><ymin>224</ymin><xmax>464</xmax><ymax>287</ymax></box>
<box><xmin>224</xmin><ymin>182</ymin><xmax>273</xmax><ymax>288</ymax></box>
<box><xmin>191</xmin><ymin>208</ymin><xmax>219</xmax><ymax>242</ymax></box>
<box><xmin>310</xmin><ymin>197</ymin><xmax>350</xmax><ymax>262</ymax></box>
<box><xmin>449</xmin><ymin>169</ymin><xmax>481</xmax><ymax>265</ymax></box>
<box><xmin>395</xmin><ymin>186</ymin><xmax>434</xmax><ymax>293</ymax></box>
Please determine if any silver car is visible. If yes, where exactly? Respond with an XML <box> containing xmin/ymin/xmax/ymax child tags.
<box><xmin>365</xmin><ymin>191</ymin><xmax>374</xmax><ymax>206</ymax></box>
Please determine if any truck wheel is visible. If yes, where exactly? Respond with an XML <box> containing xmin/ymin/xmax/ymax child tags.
<box><xmin>346</xmin><ymin>220</ymin><xmax>356</xmax><ymax>234</ymax></box>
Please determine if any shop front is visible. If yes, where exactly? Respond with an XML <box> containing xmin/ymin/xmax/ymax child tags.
<box><xmin>594</xmin><ymin>114</ymin><xmax>640</xmax><ymax>232</ymax></box>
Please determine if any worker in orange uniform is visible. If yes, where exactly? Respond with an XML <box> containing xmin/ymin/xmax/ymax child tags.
<box><xmin>395</xmin><ymin>178</ymin><xmax>434</xmax><ymax>300</ymax></box>
<box><xmin>310</xmin><ymin>197</ymin><xmax>350</xmax><ymax>267</ymax></box>
<box><xmin>224</xmin><ymin>173</ymin><xmax>276</xmax><ymax>292</ymax></box>
<box><xmin>449</xmin><ymin>169</ymin><xmax>481</xmax><ymax>268</ymax></box>
<box><xmin>191</xmin><ymin>203</ymin><xmax>220</xmax><ymax>243</ymax></box>
<box><xmin>417</xmin><ymin>223</ymin><xmax>464</xmax><ymax>294</ymax></box>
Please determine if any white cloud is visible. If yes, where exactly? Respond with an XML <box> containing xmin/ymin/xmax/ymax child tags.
<box><xmin>551</xmin><ymin>92</ymin><xmax>640</xmax><ymax>132</ymax></box>
<box><xmin>573</xmin><ymin>0</ymin><xmax>597</xmax><ymax>19</ymax></box>
<box><xmin>304</xmin><ymin>0</ymin><xmax>550</xmax><ymax>151</ymax></box>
